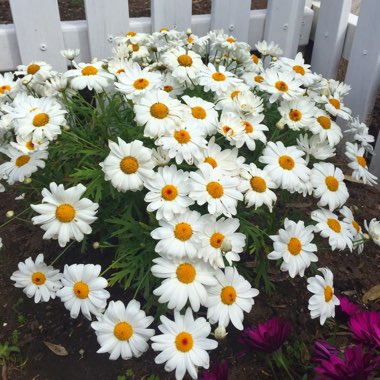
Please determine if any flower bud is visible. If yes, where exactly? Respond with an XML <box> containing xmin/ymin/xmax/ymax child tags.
<box><xmin>186</xmin><ymin>28</ymin><xmax>192</xmax><ymax>36</ymax></box>
<box><xmin>221</xmin><ymin>238</ymin><xmax>232</xmax><ymax>253</ymax></box>
<box><xmin>92</xmin><ymin>242</ymin><xmax>100</xmax><ymax>250</ymax></box>
<box><xmin>276</xmin><ymin>117</ymin><xmax>286</xmax><ymax>130</ymax></box>
<box><xmin>63</xmin><ymin>125</ymin><xmax>71</xmax><ymax>131</ymax></box>
<box><xmin>214</xmin><ymin>325</ymin><xmax>228</xmax><ymax>340</ymax></box>
<box><xmin>6</xmin><ymin>210</ymin><xmax>14</xmax><ymax>218</ymax></box>
<box><xmin>24</xmin><ymin>177</ymin><xmax>32</xmax><ymax>184</ymax></box>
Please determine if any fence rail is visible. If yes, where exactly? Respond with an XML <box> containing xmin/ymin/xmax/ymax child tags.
<box><xmin>0</xmin><ymin>0</ymin><xmax>379</xmax><ymax>177</ymax></box>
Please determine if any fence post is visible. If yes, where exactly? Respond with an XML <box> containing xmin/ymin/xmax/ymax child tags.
<box><xmin>84</xmin><ymin>0</ymin><xmax>130</xmax><ymax>60</ymax></box>
<box><xmin>310</xmin><ymin>0</ymin><xmax>352</xmax><ymax>79</ymax></box>
<box><xmin>264</xmin><ymin>0</ymin><xmax>306</xmax><ymax>58</ymax></box>
<box><xmin>9</xmin><ymin>0</ymin><xmax>66</xmax><ymax>71</ymax></box>
<box><xmin>210</xmin><ymin>0</ymin><xmax>251</xmax><ymax>42</ymax></box>
<box><xmin>151</xmin><ymin>0</ymin><xmax>192</xmax><ymax>32</ymax></box>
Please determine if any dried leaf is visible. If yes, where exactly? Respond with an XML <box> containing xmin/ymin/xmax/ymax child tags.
<box><xmin>362</xmin><ymin>284</ymin><xmax>380</xmax><ymax>304</ymax></box>
<box><xmin>43</xmin><ymin>341</ymin><xmax>69</xmax><ymax>356</ymax></box>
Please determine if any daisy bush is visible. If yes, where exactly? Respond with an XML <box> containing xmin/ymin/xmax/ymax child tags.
<box><xmin>1</xmin><ymin>28</ymin><xmax>379</xmax><ymax>379</ymax></box>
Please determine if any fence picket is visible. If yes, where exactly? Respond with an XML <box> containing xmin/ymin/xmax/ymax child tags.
<box><xmin>210</xmin><ymin>0</ymin><xmax>251</xmax><ymax>42</ymax></box>
<box><xmin>264</xmin><ymin>0</ymin><xmax>306</xmax><ymax>58</ymax></box>
<box><xmin>151</xmin><ymin>0</ymin><xmax>192</xmax><ymax>32</ymax></box>
<box><xmin>311</xmin><ymin>0</ymin><xmax>352</xmax><ymax>79</ymax></box>
<box><xmin>8</xmin><ymin>0</ymin><xmax>66</xmax><ymax>71</ymax></box>
<box><xmin>84</xmin><ymin>0</ymin><xmax>130</xmax><ymax>60</ymax></box>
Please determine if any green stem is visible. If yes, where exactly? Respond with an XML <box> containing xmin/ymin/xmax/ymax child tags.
<box><xmin>50</xmin><ymin>241</ymin><xmax>75</xmax><ymax>266</ymax></box>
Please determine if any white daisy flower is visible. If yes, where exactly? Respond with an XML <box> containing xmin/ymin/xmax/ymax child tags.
<box><xmin>10</xmin><ymin>135</ymin><xmax>49</xmax><ymax>154</ymax></box>
<box><xmin>189</xmin><ymin>164</ymin><xmax>243</xmax><ymax>217</ymax></box>
<box><xmin>57</xmin><ymin>264</ymin><xmax>110</xmax><ymax>320</ymax></box>
<box><xmin>311</xmin><ymin>208</ymin><xmax>353</xmax><ymax>251</ymax></box>
<box><xmin>364</xmin><ymin>218</ymin><xmax>380</xmax><ymax>246</ymax></box>
<box><xmin>206</xmin><ymin>267</ymin><xmax>259</xmax><ymax>330</ymax></box>
<box><xmin>155</xmin><ymin>123</ymin><xmax>207</xmax><ymax>165</ymax></box>
<box><xmin>259</xmin><ymin>141</ymin><xmax>310</xmax><ymax>193</ymax></box>
<box><xmin>339</xmin><ymin>206</ymin><xmax>364</xmax><ymax>253</ymax></box>
<box><xmin>261</xmin><ymin>69</ymin><xmax>303</xmax><ymax>103</ymax></box>
<box><xmin>310</xmin><ymin>163</ymin><xmax>349</xmax><ymax>211</ymax></box>
<box><xmin>268</xmin><ymin>219</ymin><xmax>318</xmax><ymax>278</ymax></box>
<box><xmin>91</xmin><ymin>300</ymin><xmax>154</xmax><ymax>360</ymax></box>
<box><xmin>100</xmin><ymin>138</ymin><xmax>155</xmax><ymax>192</ymax></box>
<box><xmin>64</xmin><ymin>61</ymin><xmax>114</xmax><ymax>92</ymax></box>
<box><xmin>0</xmin><ymin>72</ymin><xmax>20</xmax><ymax>99</ymax></box>
<box><xmin>307</xmin><ymin>267</ymin><xmax>340</xmax><ymax>325</ymax></box>
<box><xmin>278</xmin><ymin>98</ymin><xmax>317</xmax><ymax>131</ymax></box>
<box><xmin>195</xmin><ymin>136</ymin><xmax>245</xmax><ymax>177</ymax></box>
<box><xmin>151</xmin><ymin>308</ymin><xmax>218</xmax><ymax>380</ymax></box>
<box><xmin>60</xmin><ymin>48</ymin><xmax>80</xmax><ymax>61</ymax></box>
<box><xmin>10</xmin><ymin>253</ymin><xmax>62</xmax><ymax>303</ymax></box>
<box><xmin>114</xmin><ymin>62</ymin><xmax>163</xmax><ymax>100</ymax></box>
<box><xmin>0</xmin><ymin>147</ymin><xmax>47</xmax><ymax>185</ymax></box>
<box><xmin>151</xmin><ymin>210</ymin><xmax>203</xmax><ymax>260</ymax></box>
<box><xmin>198</xmin><ymin>63</ymin><xmax>242</xmax><ymax>96</ymax></box>
<box><xmin>144</xmin><ymin>165</ymin><xmax>194</xmax><ymax>220</ymax></box>
<box><xmin>151</xmin><ymin>257</ymin><xmax>217</xmax><ymax>312</ymax></box>
<box><xmin>161</xmin><ymin>73</ymin><xmax>186</xmax><ymax>98</ymax></box>
<box><xmin>134</xmin><ymin>89</ymin><xmax>185</xmax><ymax>139</ymax></box>
<box><xmin>182</xmin><ymin>95</ymin><xmax>218</xmax><ymax>135</ymax></box>
<box><xmin>163</xmin><ymin>47</ymin><xmax>204</xmax><ymax>84</ymax></box>
<box><xmin>31</xmin><ymin>182</ymin><xmax>99</xmax><ymax>247</ymax></box>
<box><xmin>238</xmin><ymin>163</ymin><xmax>277</xmax><ymax>212</ymax></box>
<box><xmin>214</xmin><ymin>84</ymin><xmax>251</xmax><ymax>113</ymax></box>
<box><xmin>217</xmin><ymin>112</ymin><xmax>245</xmax><ymax>146</ymax></box>
<box><xmin>234</xmin><ymin>114</ymin><xmax>268</xmax><ymax>151</ymax></box>
<box><xmin>345</xmin><ymin>142</ymin><xmax>377</xmax><ymax>186</ymax></box>
<box><xmin>15</xmin><ymin>61</ymin><xmax>54</xmax><ymax>83</ymax></box>
<box><xmin>345</xmin><ymin>117</ymin><xmax>374</xmax><ymax>153</ymax></box>
<box><xmin>308</xmin><ymin>110</ymin><xmax>343</xmax><ymax>147</ymax></box>
<box><xmin>296</xmin><ymin>134</ymin><xmax>336</xmax><ymax>162</ymax></box>
<box><xmin>230</xmin><ymin>91</ymin><xmax>265</xmax><ymax>117</ymax></box>
<box><xmin>198</xmin><ymin>215</ymin><xmax>246</xmax><ymax>268</ymax></box>
<box><xmin>151</xmin><ymin>147</ymin><xmax>171</xmax><ymax>166</ymax></box>
<box><xmin>242</xmin><ymin>71</ymin><xmax>265</xmax><ymax>89</ymax></box>
<box><xmin>321</xmin><ymin>93</ymin><xmax>352</xmax><ymax>120</ymax></box>
<box><xmin>255</xmin><ymin>40</ymin><xmax>283</xmax><ymax>57</ymax></box>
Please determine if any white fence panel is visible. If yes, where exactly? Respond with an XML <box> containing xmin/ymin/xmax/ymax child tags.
<box><xmin>264</xmin><ymin>0</ymin><xmax>306</xmax><ymax>58</ymax></box>
<box><xmin>84</xmin><ymin>0</ymin><xmax>130</xmax><ymax>60</ymax></box>
<box><xmin>8</xmin><ymin>0</ymin><xmax>66</xmax><ymax>71</ymax></box>
<box><xmin>311</xmin><ymin>0</ymin><xmax>352</xmax><ymax>79</ymax></box>
<box><xmin>151</xmin><ymin>0</ymin><xmax>192</xmax><ymax>32</ymax></box>
<box><xmin>211</xmin><ymin>0</ymin><xmax>251</xmax><ymax>42</ymax></box>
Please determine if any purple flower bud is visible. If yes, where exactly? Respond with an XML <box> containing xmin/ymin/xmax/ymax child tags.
<box><xmin>311</xmin><ymin>339</ymin><xmax>340</xmax><ymax>363</ymax></box>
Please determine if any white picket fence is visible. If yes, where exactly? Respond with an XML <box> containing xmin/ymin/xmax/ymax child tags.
<box><xmin>0</xmin><ymin>0</ymin><xmax>379</xmax><ymax>177</ymax></box>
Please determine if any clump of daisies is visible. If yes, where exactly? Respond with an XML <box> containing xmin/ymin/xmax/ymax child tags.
<box><xmin>3</xmin><ymin>28</ymin><xmax>379</xmax><ymax>379</ymax></box>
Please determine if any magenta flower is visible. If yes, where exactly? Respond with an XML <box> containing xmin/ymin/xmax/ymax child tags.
<box><xmin>349</xmin><ymin>311</ymin><xmax>380</xmax><ymax>349</ymax></box>
<box><xmin>311</xmin><ymin>339</ymin><xmax>340</xmax><ymax>363</ymax></box>
<box><xmin>200</xmin><ymin>362</ymin><xmax>228</xmax><ymax>380</ymax></box>
<box><xmin>314</xmin><ymin>345</ymin><xmax>379</xmax><ymax>379</ymax></box>
<box><xmin>238</xmin><ymin>317</ymin><xmax>292</xmax><ymax>354</ymax></box>
<box><xmin>336</xmin><ymin>294</ymin><xmax>361</xmax><ymax>319</ymax></box>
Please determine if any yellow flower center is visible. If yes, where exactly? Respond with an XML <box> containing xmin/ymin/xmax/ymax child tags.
<box><xmin>150</xmin><ymin>102</ymin><xmax>169</xmax><ymax>119</ymax></box>
<box><xmin>191</xmin><ymin>106</ymin><xmax>206</xmax><ymax>119</ymax></box>
<box><xmin>26</xmin><ymin>140</ymin><xmax>35</xmax><ymax>151</ymax></box>
<box><xmin>160</xmin><ymin>27</ymin><xmax>169</xmax><ymax>32</ymax></box>
<box><xmin>174</xmin><ymin>129</ymin><xmax>191</xmax><ymax>144</ymax></box>
<box><xmin>275</xmin><ymin>80</ymin><xmax>289</xmax><ymax>92</ymax></box>
<box><xmin>114</xmin><ymin>322</ymin><xmax>133</xmax><ymax>341</ymax></box>
<box><xmin>212</xmin><ymin>72</ymin><xmax>226</xmax><ymax>82</ymax></box>
<box><xmin>33</xmin><ymin>113</ymin><xmax>49</xmax><ymax>127</ymax></box>
<box><xmin>177</xmin><ymin>54</ymin><xmax>193</xmax><ymax>67</ymax></box>
<box><xmin>250</xmin><ymin>176</ymin><xmax>267</xmax><ymax>193</ymax></box>
<box><xmin>163</xmin><ymin>85</ymin><xmax>173</xmax><ymax>92</ymax></box>
<box><xmin>176</xmin><ymin>263</ymin><xmax>196</xmax><ymax>284</ymax></box>
<box><xmin>133</xmin><ymin>78</ymin><xmax>150</xmax><ymax>90</ymax></box>
<box><xmin>131</xmin><ymin>44</ymin><xmax>140</xmax><ymax>52</ymax></box>
<box><xmin>174</xmin><ymin>223</ymin><xmax>193</xmax><ymax>241</ymax></box>
<box><xmin>175</xmin><ymin>332</ymin><xmax>193</xmax><ymax>352</ymax></box>
<box><xmin>230</xmin><ymin>90</ymin><xmax>240</xmax><ymax>99</ymax></box>
<box><xmin>187</xmin><ymin>37</ymin><xmax>194</xmax><ymax>43</ymax></box>
<box><xmin>289</xmin><ymin>109</ymin><xmax>302</xmax><ymax>121</ymax></box>
<box><xmin>278</xmin><ymin>155</ymin><xmax>295</xmax><ymax>170</ymax></box>
<box><xmin>55</xmin><ymin>204</ymin><xmax>76</xmax><ymax>223</ymax></box>
<box><xmin>242</xmin><ymin>121</ymin><xmax>253</xmax><ymax>133</ymax></box>
<box><xmin>317</xmin><ymin>116</ymin><xmax>331</xmax><ymax>129</ymax></box>
<box><xmin>15</xmin><ymin>155</ymin><xmax>31</xmax><ymax>167</ymax></box>
<box><xmin>207</xmin><ymin>181</ymin><xmax>224</xmax><ymax>198</ymax></box>
<box><xmin>73</xmin><ymin>281</ymin><xmax>89</xmax><ymax>299</ymax></box>
<box><xmin>210</xmin><ymin>232</ymin><xmax>224</xmax><ymax>248</ymax></box>
<box><xmin>356</xmin><ymin>156</ymin><xmax>367</xmax><ymax>168</ymax></box>
<box><xmin>220</xmin><ymin>286</ymin><xmax>237</xmax><ymax>305</ymax></box>
<box><xmin>204</xmin><ymin>156</ymin><xmax>218</xmax><ymax>168</ymax></box>
<box><xmin>352</xmin><ymin>220</ymin><xmax>360</xmax><ymax>233</ymax></box>
<box><xmin>32</xmin><ymin>272</ymin><xmax>46</xmax><ymax>285</ymax></box>
<box><xmin>325</xmin><ymin>176</ymin><xmax>339</xmax><ymax>191</ymax></box>
<box><xmin>127</xmin><ymin>31</ymin><xmax>136</xmax><ymax>36</ymax></box>
<box><xmin>329</xmin><ymin>98</ymin><xmax>341</xmax><ymax>109</ymax></box>
<box><xmin>254</xmin><ymin>75</ymin><xmax>264</xmax><ymax>83</ymax></box>
<box><xmin>27</xmin><ymin>64</ymin><xmax>40</xmax><ymax>75</ymax></box>
<box><xmin>161</xmin><ymin>184</ymin><xmax>178</xmax><ymax>201</ymax></box>
<box><xmin>116</xmin><ymin>68</ymin><xmax>125</xmax><ymax>74</ymax></box>
<box><xmin>327</xmin><ymin>218</ymin><xmax>341</xmax><ymax>233</ymax></box>
<box><xmin>81</xmin><ymin>65</ymin><xmax>98</xmax><ymax>76</ymax></box>
<box><xmin>251</xmin><ymin>54</ymin><xmax>259</xmax><ymax>64</ymax></box>
<box><xmin>288</xmin><ymin>237</ymin><xmax>302</xmax><ymax>255</ymax></box>
<box><xmin>222</xmin><ymin>125</ymin><xmax>234</xmax><ymax>136</ymax></box>
<box><xmin>324</xmin><ymin>285</ymin><xmax>333</xmax><ymax>302</ymax></box>
<box><xmin>0</xmin><ymin>85</ymin><xmax>11</xmax><ymax>94</ymax></box>
<box><xmin>292</xmin><ymin>65</ymin><xmax>305</xmax><ymax>76</ymax></box>
<box><xmin>120</xmin><ymin>156</ymin><xmax>139</xmax><ymax>174</ymax></box>
<box><xmin>226</xmin><ymin>37</ymin><xmax>236</xmax><ymax>43</ymax></box>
